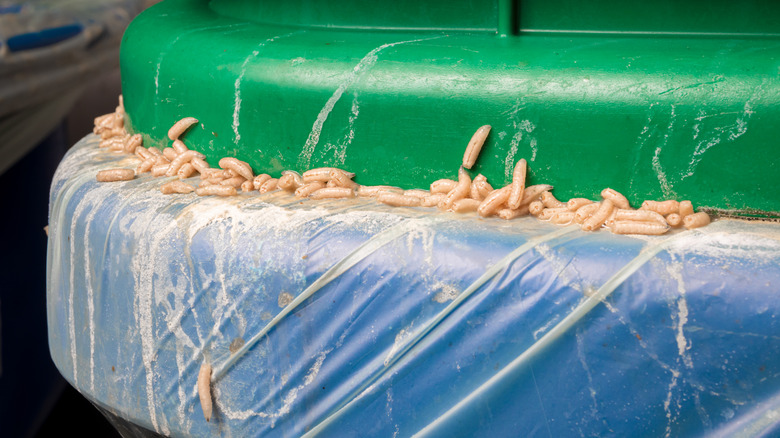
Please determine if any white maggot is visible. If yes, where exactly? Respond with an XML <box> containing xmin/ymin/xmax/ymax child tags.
<box><xmin>612</xmin><ymin>221</ymin><xmax>670</xmax><ymax>235</ymax></box>
<box><xmin>253</xmin><ymin>174</ymin><xmax>272</xmax><ymax>191</ymax></box>
<box><xmin>160</xmin><ymin>181</ymin><xmax>196</xmax><ymax>194</ymax></box>
<box><xmin>641</xmin><ymin>200</ymin><xmax>680</xmax><ymax>216</ymax></box>
<box><xmin>439</xmin><ymin>167</ymin><xmax>471</xmax><ymax>210</ymax></box>
<box><xmin>430</xmin><ymin>179</ymin><xmax>458</xmax><ymax>194</ymax></box>
<box><xmin>168</xmin><ymin>117</ymin><xmax>198</xmax><ymax>141</ymax></box>
<box><xmin>295</xmin><ymin>182</ymin><xmax>326</xmax><ymax>198</ymax></box>
<box><xmin>219</xmin><ymin>157</ymin><xmax>254</xmax><ymax>181</ymax></box>
<box><xmin>567</xmin><ymin>198</ymin><xmax>593</xmax><ymax>211</ymax></box>
<box><xmin>683</xmin><ymin>212</ymin><xmax>711</xmax><ymax>229</ymax></box>
<box><xmin>96</xmin><ymin>168</ymin><xmax>134</xmax><ymax>182</ymax></box>
<box><xmin>377</xmin><ymin>192</ymin><xmax>422</xmax><ymax>207</ymax></box>
<box><xmin>310</xmin><ymin>187</ymin><xmax>356</xmax><ymax>199</ymax></box>
<box><xmin>507</xmin><ymin>158</ymin><xmax>527</xmax><ymax>209</ymax></box>
<box><xmin>357</xmin><ymin>185</ymin><xmax>403</xmax><ymax>197</ymax></box>
<box><xmin>601</xmin><ymin>188</ymin><xmax>631</xmax><ymax>210</ymax></box>
<box><xmin>196</xmin><ymin>185</ymin><xmax>237</xmax><ymax>197</ymax></box>
<box><xmin>477</xmin><ymin>186</ymin><xmax>511</xmax><ymax>217</ymax></box>
<box><xmin>582</xmin><ymin>199</ymin><xmax>614</xmax><ymax>231</ymax></box>
<box><xmin>259</xmin><ymin>178</ymin><xmax>279</xmax><ymax>193</ymax></box>
<box><xmin>462</xmin><ymin>125</ymin><xmax>491</xmax><ymax>169</ymax></box>
<box><xmin>451</xmin><ymin>198</ymin><xmax>481</xmax><ymax>213</ymax></box>
<box><xmin>198</xmin><ymin>361</ymin><xmax>213</xmax><ymax>422</ymax></box>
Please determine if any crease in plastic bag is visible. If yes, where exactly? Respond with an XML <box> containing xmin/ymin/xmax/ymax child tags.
<box><xmin>47</xmin><ymin>135</ymin><xmax>780</xmax><ymax>437</ymax></box>
<box><xmin>0</xmin><ymin>0</ymin><xmax>147</xmax><ymax>175</ymax></box>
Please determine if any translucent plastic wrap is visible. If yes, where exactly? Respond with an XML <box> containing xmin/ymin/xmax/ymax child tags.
<box><xmin>0</xmin><ymin>0</ymin><xmax>146</xmax><ymax>175</ymax></box>
<box><xmin>48</xmin><ymin>135</ymin><xmax>780</xmax><ymax>437</ymax></box>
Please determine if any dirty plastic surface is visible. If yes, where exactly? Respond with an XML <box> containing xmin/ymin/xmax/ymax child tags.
<box><xmin>48</xmin><ymin>135</ymin><xmax>780</xmax><ymax>437</ymax></box>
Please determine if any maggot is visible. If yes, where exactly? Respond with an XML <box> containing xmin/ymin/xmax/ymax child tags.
<box><xmin>470</xmin><ymin>174</ymin><xmax>493</xmax><ymax>201</ymax></box>
<box><xmin>601</xmin><ymin>188</ymin><xmax>631</xmax><ymax>210</ymax></box>
<box><xmin>96</xmin><ymin>168</ymin><xmax>134</xmax><ymax>182</ymax></box>
<box><xmin>641</xmin><ymin>200</ymin><xmax>680</xmax><ymax>216</ymax></box>
<box><xmin>160</xmin><ymin>181</ymin><xmax>196</xmax><ymax>194</ymax></box>
<box><xmin>259</xmin><ymin>178</ymin><xmax>279</xmax><ymax>193</ymax></box>
<box><xmin>295</xmin><ymin>182</ymin><xmax>325</xmax><ymax>198</ymax></box>
<box><xmin>196</xmin><ymin>185</ymin><xmax>237</xmax><ymax>197</ymax></box>
<box><xmin>252</xmin><ymin>174</ymin><xmax>272</xmax><ymax>191</ymax></box>
<box><xmin>477</xmin><ymin>186</ymin><xmax>511</xmax><ymax>217</ymax></box>
<box><xmin>462</xmin><ymin>125</ymin><xmax>491</xmax><ymax>169</ymax></box>
<box><xmin>377</xmin><ymin>192</ymin><xmax>422</xmax><ymax>207</ymax></box>
<box><xmin>439</xmin><ymin>166</ymin><xmax>471</xmax><ymax>210</ymax></box>
<box><xmin>451</xmin><ymin>198</ymin><xmax>481</xmax><ymax>213</ymax></box>
<box><xmin>497</xmin><ymin>205</ymin><xmax>529</xmax><ymax>220</ymax></box>
<box><xmin>198</xmin><ymin>361</ymin><xmax>213</xmax><ymax>422</ymax></box>
<box><xmin>582</xmin><ymin>199</ymin><xmax>614</xmax><ymax>231</ymax></box>
<box><xmin>168</xmin><ymin>117</ymin><xmax>198</xmax><ymax>141</ymax></box>
<box><xmin>567</xmin><ymin>198</ymin><xmax>593</xmax><ymax>211</ymax></box>
<box><xmin>167</xmin><ymin>150</ymin><xmax>206</xmax><ymax>177</ymax></box>
<box><xmin>430</xmin><ymin>179</ymin><xmax>458</xmax><ymax>194</ymax></box>
<box><xmin>507</xmin><ymin>158</ymin><xmax>527</xmax><ymax>209</ymax></box>
<box><xmin>310</xmin><ymin>187</ymin><xmax>356</xmax><ymax>199</ymax></box>
<box><xmin>541</xmin><ymin>191</ymin><xmax>566</xmax><ymax>209</ymax></box>
<box><xmin>357</xmin><ymin>185</ymin><xmax>403</xmax><ymax>197</ymax></box>
<box><xmin>683</xmin><ymin>212</ymin><xmax>711</xmax><ymax>229</ymax></box>
<box><xmin>278</xmin><ymin>171</ymin><xmax>304</xmax><ymax>191</ymax></box>
<box><xmin>219</xmin><ymin>157</ymin><xmax>254</xmax><ymax>181</ymax></box>
<box><xmin>611</xmin><ymin>221</ymin><xmax>670</xmax><ymax>235</ymax></box>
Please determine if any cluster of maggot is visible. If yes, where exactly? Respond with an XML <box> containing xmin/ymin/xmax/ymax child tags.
<box><xmin>94</xmin><ymin>100</ymin><xmax>710</xmax><ymax>235</ymax></box>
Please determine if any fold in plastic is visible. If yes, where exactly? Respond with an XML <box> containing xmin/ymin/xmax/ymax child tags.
<box><xmin>48</xmin><ymin>135</ymin><xmax>780</xmax><ymax>437</ymax></box>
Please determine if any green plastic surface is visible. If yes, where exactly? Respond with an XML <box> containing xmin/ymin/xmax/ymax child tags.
<box><xmin>120</xmin><ymin>0</ymin><xmax>780</xmax><ymax>215</ymax></box>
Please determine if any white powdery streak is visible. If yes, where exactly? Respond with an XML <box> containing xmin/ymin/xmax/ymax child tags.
<box><xmin>684</xmin><ymin>101</ymin><xmax>753</xmax><ymax>178</ymax></box>
<box><xmin>174</xmin><ymin>337</ymin><xmax>190</xmax><ymax>431</ymax></box>
<box><xmin>81</xmin><ymin>184</ymin><xmax>114</xmax><ymax>392</ymax></box>
<box><xmin>132</xmin><ymin>213</ymin><xmax>179</xmax><ymax>435</ymax></box>
<box><xmin>333</xmin><ymin>94</ymin><xmax>360</xmax><ymax>166</ymax></box>
<box><xmin>405</xmin><ymin>221</ymin><xmax>436</xmax><ymax>266</ymax></box>
<box><xmin>68</xmin><ymin>195</ymin><xmax>92</xmax><ymax>387</ymax></box>
<box><xmin>665</xmin><ymin>260</ymin><xmax>693</xmax><ymax>369</ymax></box>
<box><xmin>652</xmin><ymin>146</ymin><xmax>674</xmax><ymax>199</ymax></box>
<box><xmin>504</xmin><ymin>120</ymin><xmax>535</xmax><ymax>178</ymax></box>
<box><xmin>233</xmin><ymin>33</ymin><xmax>292</xmax><ymax>144</ymax></box>
<box><xmin>663</xmin><ymin>369</ymin><xmax>682</xmax><ymax>438</ymax></box>
<box><xmin>298</xmin><ymin>36</ymin><xmax>442</xmax><ymax>168</ymax></box>
<box><xmin>653</xmin><ymin>105</ymin><xmax>676</xmax><ymax>198</ymax></box>
<box><xmin>384</xmin><ymin>326</ymin><xmax>413</xmax><ymax>366</ymax></box>
<box><xmin>504</xmin><ymin>133</ymin><xmax>520</xmax><ymax>179</ymax></box>
<box><xmin>217</xmin><ymin>348</ymin><xmax>332</xmax><ymax>424</ymax></box>
<box><xmin>575</xmin><ymin>330</ymin><xmax>600</xmax><ymax>420</ymax></box>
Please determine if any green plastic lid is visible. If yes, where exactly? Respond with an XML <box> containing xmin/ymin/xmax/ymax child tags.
<box><xmin>120</xmin><ymin>0</ymin><xmax>780</xmax><ymax>215</ymax></box>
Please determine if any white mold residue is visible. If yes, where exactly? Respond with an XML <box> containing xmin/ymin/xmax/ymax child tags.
<box><xmin>529</xmin><ymin>137</ymin><xmax>538</xmax><ymax>162</ymax></box>
<box><xmin>384</xmin><ymin>326</ymin><xmax>414</xmax><ymax>366</ymax></box>
<box><xmin>81</xmin><ymin>183</ymin><xmax>116</xmax><ymax>393</ymax></box>
<box><xmin>503</xmin><ymin>134</ymin><xmax>519</xmax><ymax>179</ymax></box>
<box><xmin>432</xmin><ymin>282</ymin><xmax>459</xmax><ymax>303</ymax></box>
<box><xmin>503</xmin><ymin>119</ymin><xmax>536</xmax><ymax>179</ymax></box>
<box><xmin>331</xmin><ymin>93</ymin><xmax>360</xmax><ymax>166</ymax></box>
<box><xmin>666</xmin><ymin>221</ymin><xmax>780</xmax><ymax>264</ymax></box>
<box><xmin>297</xmin><ymin>35</ymin><xmax>444</xmax><ymax>169</ymax></box>
<box><xmin>663</xmin><ymin>368</ymin><xmax>682</xmax><ymax>437</ymax></box>
<box><xmin>232</xmin><ymin>32</ymin><xmax>299</xmax><ymax>145</ymax></box>
<box><xmin>665</xmin><ymin>259</ymin><xmax>693</xmax><ymax>369</ymax></box>
<box><xmin>404</xmin><ymin>220</ymin><xmax>436</xmax><ymax>267</ymax></box>
<box><xmin>215</xmin><ymin>348</ymin><xmax>332</xmax><ymax>427</ymax></box>
<box><xmin>683</xmin><ymin>97</ymin><xmax>756</xmax><ymax>179</ymax></box>
<box><xmin>575</xmin><ymin>329</ymin><xmax>602</xmax><ymax>425</ymax></box>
